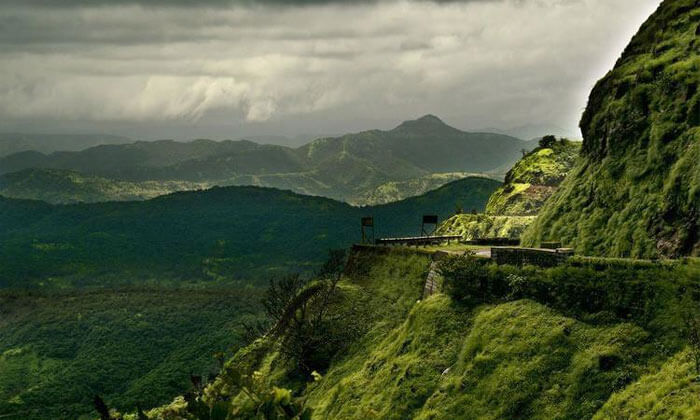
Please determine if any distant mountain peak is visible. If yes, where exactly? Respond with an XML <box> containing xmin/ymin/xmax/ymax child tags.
<box><xmin>394</xmin><ymin>114</ymin><xmax>453</xmax><ymax>132</ymax></box>
<box><xmin>415</xmin><ymin>114</ymin><xmax>444</xmax><ymax>123</ymax></box>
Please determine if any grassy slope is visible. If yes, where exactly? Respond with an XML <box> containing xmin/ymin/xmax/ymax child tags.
<box><xmin>435</xmin><ymin>141</ymin><xmax>578</xmax><ymax>240</ymax></box>
<box><xmin>304</xmin><ymin>251</ymin><xmax>666</xmax><ymax>420</ymax></box>
<box><xmin>0</xmin><ymin>288</ymin><xmax>262</xmax><ymax>420</ymax></box>
<box><xmin>153</xmin><ymin>248</ymin><xmax>700</xmax><ymax>420</ymax></box>
<box><xmin>437</xmin><ymin>214</ymin><xmax>536</xmax><ymax>240</ymax></box>
<box><xmin>485</xmin><ymin>140</ymin><xmax>581</xmax><ymax>216</ymax></box>
<box><xmin>592</xmin><ymin>350</ymin><xmax>700</xmax><ymax>419</ymax></box>
<box><xmin>523</xmin><ymin>0</ymin><xmax>700</xmax><ymax>258</ymax></box>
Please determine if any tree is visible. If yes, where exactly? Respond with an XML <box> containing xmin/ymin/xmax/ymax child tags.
<box><xmin>539</xmin><ymin>135</ymin><xmax>556</xmax><ymax>149</ymax></box>
<box><xmin>93</xmin><ymin>395</ymin><xmax>120</xmax><ymax>420</ymax></box>
<box><xmin>252</xmin><ymin>250</ymin><xmax>362</xmax><ymax>375</ymax></box>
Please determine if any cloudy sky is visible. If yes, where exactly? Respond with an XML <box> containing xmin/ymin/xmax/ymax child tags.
<box><xmin>0</xmin><ymin>0</ymin><xmax>662</xmax><ymax>143</ymax></box>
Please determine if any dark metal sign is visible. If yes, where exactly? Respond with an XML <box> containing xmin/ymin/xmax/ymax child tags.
<box><xmin>361</xmin><ymin>216</ymin><xmax>375</xmax><ymax>244</ymax></box>
<box><xmin>422</xmin><ymin>215</ymin><xmax>438</xmax><ymax>225</ymax></box>
<box><xmin>421</xmin><ymin>215</ymin><xmax>438</xmax><ymax>236</ymax></box>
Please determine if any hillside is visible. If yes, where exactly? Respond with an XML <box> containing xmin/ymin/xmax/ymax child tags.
<box><xmin>436</xmin><ymin>137</ymin><xmax>579</xmax><ymax>240</ymax></box>
<box><xmin>523</xmin><ymin>0</ymin><xmax>700</xmax><ymax>258</ymax></box>
<box><xmin>0</xmin><ymin>116</ymin><xmax>531</xmax><ymax>204</ymax></box>
<box><xmin>0</xmin><ymin>177</ymin><xmax>500</xmax><ymax>288</ymax></box>
<box><xmin>485</xmin><ymin>138</ymin><xmax>581</xmax><ymax>216</ymax></box>
<box><xmin>0</xmin><ymin>287</ymin><xmax>262</xmax><ymax>420</ymax></box>
<box><xmin>0</xmin><ymin>133</ymin><xmax>132</xmax><ymax>157</ymax></box>
<box><xmin>349</xmin><ymin>172</ymin><xmax>484</xmax><ymax>206</ymax></box>
<box><xmin>0</xmin><ymin>169</ymin><xmax>206</xmax><ymax>204</ymax></box>
<box><xmin>132</xmin><ymin>247</ymin><xmax>700</xmax><ymax>420</ymax></box>
<box><xmin>0</xmin><ymin>177</ymin><xmax>498</xmax><ymax>419</ymax></box>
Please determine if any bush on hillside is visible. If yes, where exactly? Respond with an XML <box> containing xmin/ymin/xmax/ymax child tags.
<box><xmin>439</xmin><ymin>255</ymin><xmax>700</xmax><ymax>327</ymax></box>
<box><xmin>539</xmin><ymin>135</ymin><xmax>557</xmax><ymax>149</ymax></box>
<box><xmin>256</xmin><ymin>250</ymin><xmax>366</xmax><ymax>375</ymax></box>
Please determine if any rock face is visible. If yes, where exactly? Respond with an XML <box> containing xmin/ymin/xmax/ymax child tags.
<box><xmin>524</xmin><ymin>0</ymin><xmax>700</xmax><ymax>258</ymax></box>
<box><xmin>485</xmin><ymin>139</ymin><xmax>580</xmax><ymax>216</ymax></box>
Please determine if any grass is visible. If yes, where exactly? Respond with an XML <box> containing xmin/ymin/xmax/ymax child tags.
<box><xmin>592</xmin><ymin>350</ymin><xmax>700</xmax><ymax>420</ymax></box>
<box><xmin>118</xmin><ymin>245</ymin><xmax>700</xmax><ymax>420</ymax></box>
<box><xmin>484</xmin><ymin>140</ymin><xmax>581</xmax><ymax>217</ymax></box>
<box><xmin>437</xmin><ymin>214</ymin><xmax>537</xmax><ymax>240</ymax></box>
<box><xmin>307</xmin><ymin>295</ymin><xmax>468</xmax><ymax>420</ymax></box>
<box><xmin>413</xmin><ymin>300</ymin><xmax>654</xmax><ymax>420</ymax></box>
<box><xmin>523</xmin><ymin>0</ymin><xmax>700</xmax><ymax>258</ymax></box>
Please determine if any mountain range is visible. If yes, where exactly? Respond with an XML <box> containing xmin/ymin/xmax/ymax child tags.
<box><xmin>0</xmin><ymin>116</ymin><xmax>536</xmax><ymax>205</ymax></box>
<box><xmin>0</xmin><ymin>133</ymin><xmax>133</xmax><ymax>157</ymax></box>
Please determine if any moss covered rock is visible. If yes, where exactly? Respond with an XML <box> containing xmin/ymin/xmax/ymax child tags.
<box><xmin>523</xmin><ymin>0</ymin><xmax>700</xmax><ymax>258</ymax></box>
<box><xmin>437</xmin><ymin>213</ymin><xmax>536</xmax><ymax>240</ymax></box>
<box><xmin>485</xmin><ymin>140</ymin><xmax>580</xmax><ymax>217</ymax></box>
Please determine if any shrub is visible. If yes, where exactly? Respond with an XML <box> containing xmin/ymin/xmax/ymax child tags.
<box><xmin>439</xmin><ymin>255</ymin><xmax>700</xmax><ymax>327</ymax></box>
<box><xmin>257</xmin><ymin>250</ymin><xmax>365</xmax><ymax>375</ymax></box>
<box><xmin>539</xmin><ymin>135</ymin><xmax>557</xmax><ymax>149</ymax></box>
<box><xmin>438</xmin><ymin>253</ymin><xmax>505</xmax><ymax>303</ymax></box>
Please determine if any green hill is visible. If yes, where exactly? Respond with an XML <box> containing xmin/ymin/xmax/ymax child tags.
<box><xmin>133</xmin><ymin>246</ymin><xmax>700</xmax><ymax>420</ymax></box>
<box><xmin>435</xmin><ymin>138</ymin><xmax>580</xmax><ymax>241</ymax></box>
<box><xmin>352</xmin><ymin>172</ymin><xmax>485</xmax><ymax>206</ymax></box>
<box><xmin>485</xmin><ymin>138</ymin><xmax>581</xmax><ymax>216</ymax></box>
<box><xmin>0</xmin><ymin>169</ymin><xmax>206</xmax><ymax>204</ymax></box>
<box><xmin>0</xmin><ymin>116</ymin><xmax>531</xmax><ymax>204</ymax></box>
<box><xmin>0</xmin><ymin>177</ymin><xmax>500</xmax><ymax>288</ymax></box>
<box><xmin>0</xmin><ymin>177</ymin><xmax>498</xmax><ymax>419</ymax></box>
<box><xmin>0</xmin><ymin>287</ymin><xmax>262</xmax><ymax>420</ymax></box>
<box><xmin>0</xmin><ymin>133</ymin><xmax>132</xmax><ymax>157</ymax></box>
<box><xmin>523</xmin><ymin>0</ymin><xmax>700</xmax><ymax>258</ymax></box>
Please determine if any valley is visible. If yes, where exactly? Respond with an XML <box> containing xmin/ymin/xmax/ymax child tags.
<box><xmin>0</xmin><ymin>0</ymin><xmax>698</xmax><ymax>419</ymax></box>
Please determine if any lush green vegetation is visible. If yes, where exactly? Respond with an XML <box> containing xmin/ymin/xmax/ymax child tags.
<box><xmin>0</xmin><ymin>176</ymin><xmax>496</xmax><ymax>419</ymax></box>
<box><xmin>124</xmin><ymin>246</ymin><xmax>700</xmax><ymax>420</ymax></box>
<box><xmin>0</xmin><ymin>169</ymin><xmax>206</xmax><ymax>204</ymax></box>
<box><xmin>5</xmin><ymin>3</ymin><xmax>699</xmax><ymax>420</ymax></box>
<box><xmin>524</xmin><ymin>0</ymin><xmax>700</xmax><ymax>258</ymax></box>
<box><xmin>436</xmin><ymin>214</ymin><xmax>536</xmax><ymax>240</ymax></box>
<box><xmin>485</xmin><ymin>138</ymin><xmax>581</xmax><ymax>216</ymax></box>
<box><xmin>436</xmin><ymin>138</ymin><xmax>579</xmax><ymax>241</ymax></box>
<box><xmin>352</xmin><ymin>172</ymin><xmax>491</xmax><ymax>206</ymax></box>
<box><xmin>0</xmin><ymin>287</ymin><xmax>263</xmax><ymax>420</ymax></box>
<box><xmin>0</xmin><ymin>116</ymin><xmax>531</xmax><ymax>204</ymax></box>
<box><xmin>0</xmin><ymin>177</ymin><xmax>498</xmax><ymax>288</ymax></box>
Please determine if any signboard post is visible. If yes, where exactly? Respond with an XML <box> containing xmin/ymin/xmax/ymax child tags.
<box><xmin>421</xmin><ymin>215</ymin><xmax>438</xmax><ymax>237</ymax></box>
<box><xmin>361</xmin><ymin>216</ymin><xmax>374</xmax><ymax>244</ymax></box>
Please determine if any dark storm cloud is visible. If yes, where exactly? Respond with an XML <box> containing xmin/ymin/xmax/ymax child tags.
<box><xmin>0</xmin><ymin>0</ymin><xmax>663</xmax><ymax>140</ymax></box>
<box><xmin>3</xmin><ymin>0</ymin><xmax>500</xmax><ymax>6</ymax></box>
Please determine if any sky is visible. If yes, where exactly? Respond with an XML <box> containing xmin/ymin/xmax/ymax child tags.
<box><xmin>0</xmin><ymin>0</ymin><xmax>663</xmax><ymax>143</ymax></box>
